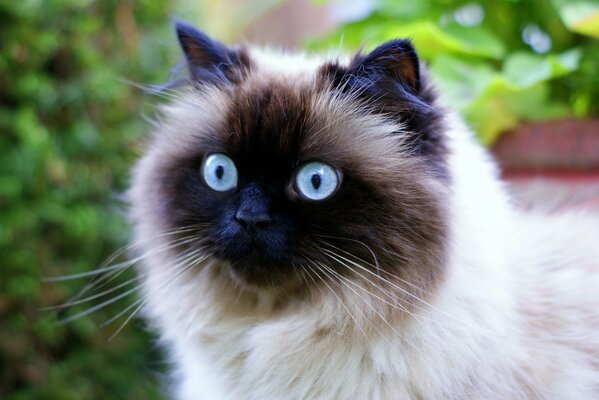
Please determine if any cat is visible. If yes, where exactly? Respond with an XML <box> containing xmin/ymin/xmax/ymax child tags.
<box><xmin>128</xmin><ymin>20</ymin><xmax>599</xmax><ymax>399</ymax></box>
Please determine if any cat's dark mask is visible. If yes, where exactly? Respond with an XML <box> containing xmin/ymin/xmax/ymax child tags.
<box><xmin>155</xmin><ymin>21</ymin><xmax>448</xmax><ymax>290</ymax></box>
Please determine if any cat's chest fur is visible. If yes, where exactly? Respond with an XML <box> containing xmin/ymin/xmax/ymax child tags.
<box><xmin>151</xmin><ymin>272</ymin><xmax>498</xmax><ymax>400</ymax></box>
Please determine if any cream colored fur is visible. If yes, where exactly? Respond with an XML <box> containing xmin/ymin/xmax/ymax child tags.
<box><xmin>129</xmin><ymin>48</ymin><xmax>599</xmax><ymax>399</ymax></box>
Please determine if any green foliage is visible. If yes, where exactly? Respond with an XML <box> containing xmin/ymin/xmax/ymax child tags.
<box><xmin>0</xmin><ymin>1</ymin><xmax>176</xmax><ymax>398</ymax></box>
<box><xmin>555</xmin><ymin>0</ymin><xmax>599</xmax><ymax>38</ymax></box>
<box><xmin>309</xmin><ymin>0</ymin><xmax>599</xmax><ymax>144</ymax></box>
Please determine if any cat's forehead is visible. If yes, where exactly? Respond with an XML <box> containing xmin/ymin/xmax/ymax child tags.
<box><xmin>211</xmin><ymin>76</ymin><xmax>405</xmax><ymax>175</ymax></box>
<box><xmin>223</xmin><ymin>79</ymin><xmax>313</xmax><ymax>165</ymax></box>
<box><xmin>155</xmin><ymin>65</ymin><xmax>409</xmax><ymax>181</ymax></box>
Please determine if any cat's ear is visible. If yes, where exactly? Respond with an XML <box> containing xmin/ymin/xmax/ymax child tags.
<box><xmin>175</xmin><ymin>20</ymin><xmax>249</xmax><ymax>84</ymax></box>
<box><xmin>324</xmin><ymin>39</ymin><xmax>445</xmax><ymax>175</ymax></box>
<box><xmin>350</xmin><ymin>39</ymin><xmax>420</xmax><ymax>93</ymax></box>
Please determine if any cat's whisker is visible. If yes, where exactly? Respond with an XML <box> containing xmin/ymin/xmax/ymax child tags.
<box><xmin>42</xmin><ymin>227</ymin><xmax>202</xmax><ymax>283</ymax></box>
<box><xmin>119</xmin><ymin>78</ymin><xmax>189</xmax><ymax>101</ymax></box>
<box><xmin>42</xmin><ymin>262</ymin><xmax>141</xmax><ymax>282</ymax></box>
<box><xmin>317</xmin><ymin>247</ymin><xmax>481</xmax><ymax>355</ymax></box>
<box><xmin>105</xmin><ymin>224</ymin><xmax>207</xmax><ymax>259</ymax></box>
<box><xmin>317</xmin><ymin>242</ymin><xmax>434</xmax><ymax>308</ymax></box>
<box><xmin>106</xmin><ymin>298</ymin><xmax>146</xmax><ymax>341</ymax></box>
<box><xmin>293</xmin><ymin>262</ymin><xmax>315</xmax><ymax>294</ymax></box>
<box><xmin>313</xmin><ymin>234</ymin><xmax>382</xmax><ymax>275</ymax></box>
<box><xmin>65</xmin><ymin>234</ymin><xmax>203</xmax><ymax>304</ymax></box>
<box><xmin>319</xmin><ymin>243</ymin><xmax>517</xmax><ymax>340</ymax></box>
<box><xmin>54</xmin><ymin>235</ymin><xmax>207</xmax><ymax>324</ymax></box>
<box><xmin>58</xmin><ymin>284</ymin><xmax>141</xmax><ymax>325</ymax></box>
<box><xmin>320</xmin><ymin>240</ymin><xmax>432</xmax><ymax>299</ymax></box>
<box><xmin>317</xmin><ymin>243</ymin><xmax>464</xmax><ymax>326</ymax></box>
<box><xmin>103</xmin><ymin>250</ymin><xmax>198</xmax><ymax>334</ymax></box>
<box><xmin>103</xmin><ymin>247</ymin><xmax>211</xmax><ymax>338</ymax></box>
<box><xmin>311</xmin><ymin>258</ymin><xmax>439</xmax><ymax>360</ymax></box>
<box><xmin>304</xmin><ymin>260</ymin><xmax>369</xmax><ymax>340</ymax></box>
<box><xmin>307</xmin><ymin>241</ymin><xmax>416</xmax><ymax>318</ymax></box>
<box><xmin>320</xmin><ymin>246</ymin><xmax>440</xmax><ymax>317</ymax></box>
<box><xmin>46</xmin><ymin>226</ymin><xmax>204</xmax><ymax>286</ymax></box>
<box><xmin>319</xmin><ymin>240</ymin><xmax>420</xmax><ymax>292</ymax></box>
<box><xmin>314</xmin><ymin>259</ymin><xmax>422</xmax><ymax>353</ymax></box>
<box><xmin>297</xmin><ymin>261</ymin><xmax>325</xmax><ymax>298</ymax></box>
<box><xmin>40</xmin><ymin>275</ymin><xmax>143</xmax><ymax>311</ymax></box>
<box><xmin>318</xmin><ymin>248</ymin><xmax>413</xmax><ymax>316</ymax></box>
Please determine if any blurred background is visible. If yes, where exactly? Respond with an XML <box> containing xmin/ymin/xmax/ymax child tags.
<box><xmin>2</xmin><ymin>0</ymin><xmax>598</xmax><ymax>398</ymax></box>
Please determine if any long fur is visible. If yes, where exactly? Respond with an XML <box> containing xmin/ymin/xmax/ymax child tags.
<box><xmin>129</xmin><ymin>39</ymin><xmax>599</xmax><ymax>399</ymax></box>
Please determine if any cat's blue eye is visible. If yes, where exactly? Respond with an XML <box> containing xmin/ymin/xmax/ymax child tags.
<box><xmin>202</xmin><ymin>153</ymin><xmax>238</xmax><ymax>192</ymax></box>
<box><xmin>295</xmin><ymin>161</ymin><xmax>340</xmax><ymax>201</ymax></box>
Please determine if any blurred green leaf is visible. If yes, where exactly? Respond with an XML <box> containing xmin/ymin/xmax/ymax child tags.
<box><xmin>502</xmin><ymin>49</ymin><xmax>582</xmax><ymax>87</ymax></box>
<box><xmin>558</xmin><ymin>1</ymin><xmax>599</xmax><ymax>38</ymax></box>
<box><xmin>430</xmin><ymin>55</ymin><xmax>495</xmax><ymax>107</ymax></box>
<box><xmin>438</xmin><ymin>23</ymin><xmax>506</xmax><ymax>59</ymax></box>
<box><xmin>465</xmin><ymin>79</ymin><xmax>570</xmax><ymax>144</ymax></box>
<box><xmin>315</xmin><ymin>19</ymin><xmax>505</xmax><ymax>59</ymax></box>
<box><xmin>431</xmin><ymin>51</ymin><xmax>576</xmax><ymax>144</ymax></box>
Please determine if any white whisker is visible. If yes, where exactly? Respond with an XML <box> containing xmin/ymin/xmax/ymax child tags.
<box><xmin>315</xmin><ymin>260</ymin><xmax>421</xmax><ymax>353</ymax></box>
<box><xmin>41</xmin><ymin>275</ymin><xmax>142</xmax><ymax>311</ymax></box>
<box><xmin>305</xmin><ymin>260</ymin><xmax>369</xmax><ymax>340</ymax></box>
<box><xmin>58</xmin><ymin>284</ymin><xmax>140</xmax><ymax>325</ymax></box>
<box><xmin>64</xmin><ymin>234</ymin><xmax>202</xmax><ymax>306</ymax></box>
<box><xmin>105</xmin><ymin>248</ymin><xmax>212</xmax><ymax>340</ymax></box>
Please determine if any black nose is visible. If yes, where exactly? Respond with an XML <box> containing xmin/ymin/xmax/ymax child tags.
<box><xmin>235</xmin><ymin>183</ymin><xmax>273</xmax><ymax>230</ymax></box>
<box><xmin>235</xmin><ymin>209</ymin><xmax>272</xmax><ymax>229</ymax></box>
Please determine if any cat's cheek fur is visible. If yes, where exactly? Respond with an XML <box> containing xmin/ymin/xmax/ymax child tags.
<box><xmin>129</xmin><ymin>35</ymin><xmax>599</xmax><ymax>399</ymax></box>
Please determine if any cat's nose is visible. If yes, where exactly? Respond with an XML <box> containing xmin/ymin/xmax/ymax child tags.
<box><xmin>235</xmin><ymin>209</ymin><xmax>272</xmax><ymax>229</ymax></box>
<box><xmin>235</xmin><ymin>183</ymin><xmax>273</xmax><ymax>230</ymax></box>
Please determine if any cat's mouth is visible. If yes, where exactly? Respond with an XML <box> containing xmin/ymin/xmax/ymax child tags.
<box><xmin>226</xmin><ymin>253</ymin><xmax>296</xmax><ymax>287</ymax></box>
<box><xmin>210</xmin><ymin>226</ymin><xmax>299</xmax><ymax>287</ymax></box>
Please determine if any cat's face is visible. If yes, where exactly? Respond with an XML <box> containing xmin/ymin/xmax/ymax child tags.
<box><xmin>132</xmin><ymin>21</ymin><xmax>449</xmax><ymax>295</ymax></box>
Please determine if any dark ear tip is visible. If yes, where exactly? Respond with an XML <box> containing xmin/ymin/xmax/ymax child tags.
<box><xmin>172</xmin><ymin>19</ymin><xmax>247</xmax><ymax>84</ymax></box>
<box><xmin>383</xmin><ymin>38</ymin><xmax>418</xmax><ymax>56</ymax></box>
<box><xmin>173</xmin><ymin>19</ymin><xmax>217</xmax><ymax>48</ymax></box>
<box><xmin>173</xmin><ymin>18</ymin><xmax>196</xmax><ymax>31</ymax></box>
<box><xmin>173</xmin><ymin>19</ymin><xmax>201</xmax><ymax>41</ymax></box>
<box><xmin>366</xmin><ymin>38</ymin><xmax>420</xmax><ymax>63</ymax></box>
<box><xmin>352</xmin><ymin>37</ymin><xmax>421</xmax><ymax>93</ymax></box>
<box><xmin>173</xmin><ymin>19</ymin><xmax>219</xmax><ymax>58</ymax></box>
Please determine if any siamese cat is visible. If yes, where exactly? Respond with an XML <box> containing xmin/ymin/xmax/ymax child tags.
<box><xmin>128</xmin><ymin>21</ymin><xmax>599</xmax><ymax>399</ymax></box>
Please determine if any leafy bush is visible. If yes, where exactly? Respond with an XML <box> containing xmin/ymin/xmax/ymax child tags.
<box><xmin>310</xmin><ymin>0</ymin><xmax>599</xmax><ymax>144</ymax></box>
<box><xmin>0</xmin><ymin>2</ymin><xmax>177</xmax><ymax>398</ymax></box>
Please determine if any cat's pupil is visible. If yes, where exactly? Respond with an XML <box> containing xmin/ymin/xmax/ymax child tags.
<box><xmin>215</xmin><ymin>165</ymin><xmax>224</xmax><ymax>180</ymax></box>
<box><xmin>311</xmin><ymin>174</ymin><xmax>321</xmax><ymax>190</ymax></box>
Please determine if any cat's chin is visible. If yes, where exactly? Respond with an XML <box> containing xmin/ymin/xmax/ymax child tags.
<box><xmin>224</xmin><ymin>255</ymin><xmax>304</xmax><ymax>292</ymax></box>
